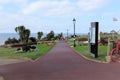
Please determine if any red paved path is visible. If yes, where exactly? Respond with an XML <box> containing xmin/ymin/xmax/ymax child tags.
<box><xmin>0</xmin><ymin>41</ymin><xmax>120</xmax><ymax>80</ymax></box>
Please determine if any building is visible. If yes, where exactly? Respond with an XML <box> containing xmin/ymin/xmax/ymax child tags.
<box><xmin>117</xmin><ymin>29</ymin><xmax>120</xmax><ymax>34</ymax></box>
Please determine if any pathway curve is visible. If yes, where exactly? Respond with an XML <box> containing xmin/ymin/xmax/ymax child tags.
<box><xmin>0</xmin><ymin>41</ymin><xmax>120</xmax><ymax>80</ymax></box>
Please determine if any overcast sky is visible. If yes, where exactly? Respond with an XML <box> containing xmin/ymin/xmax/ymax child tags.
<box><xmin>0</xmin><ymin>0</ymin><xmax>120</xmax><ymax>34</ymax></box>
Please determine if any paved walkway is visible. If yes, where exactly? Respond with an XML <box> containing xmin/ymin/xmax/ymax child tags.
<box><xmin>0</xmin><ymin>41</ymin><xmax>120</xmax><ymax>80</ymax></box>
<box><xmin>0</xmin><ymin>57</ymin><xmax>26</xmax><ymax>66</ymax></box>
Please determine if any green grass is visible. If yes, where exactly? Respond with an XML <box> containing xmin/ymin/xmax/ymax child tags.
<box><xmin>67</xmin><ymin>38</ymin><xmax>75</xmax><ymax>46</ymax></box>
<box><xmin>0</xmin><ymin>47</ymin><xmax>17</xmax><ymax>54</ymax></box>
<box><xmin>67</xmin><ymin>39</ymin><xmax>108</xmax><ymax>62</ymax></box>
<box><xmin>0</xmin><ymin>44</ymin><xmax>53</xmax><ymax>60</ymax></box>
<box><xmin>74</xmin><ymin>46</ymin><xmax>107</xmax><ymax>62</ymax></box>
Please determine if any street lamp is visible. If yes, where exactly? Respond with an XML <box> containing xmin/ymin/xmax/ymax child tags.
<box><xmin>67</xmin><ymin>29</ymin><xmax>69</xmax><ymax>41</ymax></box>
<box><xmin>73</xmin><ymin>18</ymin><xmax>76</xmax><ymax>47</ymax></box>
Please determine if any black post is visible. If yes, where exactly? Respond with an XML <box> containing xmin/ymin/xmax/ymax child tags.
<box><xmin>95</xmin><ymin>22</ymin><xmax>98</xmax><ymax>58</ymax></box>
<box><xmin>90</xmin><ymin>22</ymin><xmax>99</xmax><ymax>58</ymax></box>
<box><xmin>67</xmin><ymin>29</ymin><xmax>68</xmax><ymax>40</ymax></box>
<box><xmin>73</xmin><ymin>18</ymin><xmax>76</xmax><ymax>47</ymax></box>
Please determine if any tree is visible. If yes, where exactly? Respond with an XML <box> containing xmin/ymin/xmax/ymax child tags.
<box><xmin>15</xmin><ymin>25</ymin><xmax>30</xmax><ymax>44</ymax></box>
<box><xmin>15</xmin><ymin>26</ymin><xmax>25</xmax><ymax>43</ymax></box>
<box><xmin>24</xmin><ymin>29</ymin><xmax>30</xmax><ymax>44</ymax></box>
<box><xmin>46</xmin><ymin>31</ymin><xmax>55</xmax><ymax>41</ymax></box>
<box><xmin>58</xmin><ymin>32</ymin><xmax>63</xmax><ymax>39</ymax></box>
<box><xmin>110</xmin><ymin>30</ymin><xmax>117</xmax><ymax>34</ymax></box>
<box><xmin>37</xmin><ymin>32</ymin><xmax>43</xmax><ymax>40</ymax></box>
<box><xmin>110</xmin><ymin>30</ymin><xmax>117</xmax><ymax>39</ymax></box>
<box><xmin>55</xmin><ymin>33</ymin><xmax>63</xmax><ymax>40</ymax></box>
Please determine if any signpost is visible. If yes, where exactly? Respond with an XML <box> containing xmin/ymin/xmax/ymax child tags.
<box><xmin>89</xmin><ymin>22</ymin><xmax>99</xmax><ymax>58</ymax></box>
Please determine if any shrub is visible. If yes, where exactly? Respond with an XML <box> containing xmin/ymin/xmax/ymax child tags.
<box><xmin>76</xmin><ymin>37</ymin><xmax>88</xmax><ymax>41</ymax></box>
<box><xmin>29</xmin><ymin>37</ymin><xmax>37</xmax><ymax>44</ymax></box>
<box><xmin>5</xmin><ymin>38</ymin><xmax>19</xmax><ymax>45</ymax></box>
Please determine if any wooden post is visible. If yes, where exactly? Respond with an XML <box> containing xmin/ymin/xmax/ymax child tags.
<box><xmin>107</xmin><ymin>38</ymin><xmax>110</xmax><ymax>56</ymax></box>
<box><xmin>106</xmin><ymin>38</ymin><xmax>111</xmax><ymax>62</ymax></box>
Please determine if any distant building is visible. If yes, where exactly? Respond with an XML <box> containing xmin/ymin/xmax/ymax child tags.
<box><xmin>118</xmin><ymin>30</ymin><xmax>120</xmax><ymax>34</ymax></box>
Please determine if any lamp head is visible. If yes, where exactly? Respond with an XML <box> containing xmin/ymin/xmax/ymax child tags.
<box><xmin>73</xmin><ymin>18</ymin><xmax>76</xmax><ymax>23</ymax></box>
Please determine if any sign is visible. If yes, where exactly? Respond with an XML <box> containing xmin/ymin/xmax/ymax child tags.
<box><xmin>90</xmin><ymin>26</ymin><xmax>95</xmax><ymax>43</ymax></box>
<box><xmin>89</xmin><ymin>22</ymin><xmax>99</xmax><ymax>58</ymax></box>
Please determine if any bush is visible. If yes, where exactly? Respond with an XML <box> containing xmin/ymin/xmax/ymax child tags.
<box><xmin>100</xmin><ymin>38</ymin><xmax>108</xmax><ymax>45</ymax></box>
<box><xmin>5</xmin><ymin>38</ymin><xmax>19</xmax><ymax>45</ymax></box>
<box><xmin>29</xmin><ymin>37</ymin><xmax>37</xmax><ymax>44</ymax></box>
<box><xmin>22</xmin><ymin>45</ymin><xmax>31</xmax><ymax>52</ymax></box>
<box><xmin>76</xmin><ymin>37</ymin><xmax>88</xmax><ymax>41</ymax></box>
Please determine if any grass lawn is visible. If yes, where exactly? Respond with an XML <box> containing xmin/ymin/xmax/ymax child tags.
<box><xmin>67</xmin><ymin>39</ymin><xmax>74</xmax><ymax>46</ymax></box>
<box><xmin>0</xmin><ymin>47</ymin><xmax>17</xmax><ymax>54</ymax></box>
<box><xmin>0</xmin><ymin>44</ymin><xmax>53</xmax><ymax>60</ymax></box>
<box><xmin>67</xmin><ymin>39</ymin><xmax>108</xmax><ymax>62</ymax></box>
<box><xmin>74</xmin><ymin>46</ymin><xmax>107</xmax><ymax>62</ymax></box>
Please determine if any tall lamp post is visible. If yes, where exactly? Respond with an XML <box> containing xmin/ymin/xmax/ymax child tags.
<box><xmin>73</xmin><ymin>18</ymin><xmax>76</xmax><ymax>47</ymax></box>
<box><xmin>67</xmin><ymin>29</ymin><xmax>68</xmax><ymax>41</ymax></box>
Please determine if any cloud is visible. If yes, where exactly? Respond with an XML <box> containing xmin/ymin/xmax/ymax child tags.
<box><xmin>0</xmin><ymin>0</ymin><xmax>107</xmax><ymax>17</ymax></box>
<box><xmin>102</xmin><ymin>11</ymin><xmax>120</xmax><ymax>18</ymax></box>
<box><xmin>21</xmin><ymin>0</ymin><xmax>106</xmax><ymax>17</ymax></box>
<box><xmin>0</xmin><ymin>0</ymin><xmax>10</xmax><ymax>4</ymax></box>
<box><xmin>0</xmin><ymin>0</ymin><xmax>28</xmax><ymax>4</ymax></box>
<box><xmin>77</xmin><ymin>0</ymin><xmax>106</xmax><ymax>11</ymax></box>
<box><xmin>22</xmin><ymin>0</ymin><xmax>74</xmax><ymax>17</ymax></box>
<box><xmin>0</xmin><ymin>0</ymin><xmax>108</xmax><ymax>33</ymax></box>
<box><xmin>102</xmin><ymin>12</ymin><xmax>115</xmax><ymax>17</ymax></box>
<box><xmin>0</xmin><ymin>6</ymin><xmax>2</xmax><ymax>10</ymax></box>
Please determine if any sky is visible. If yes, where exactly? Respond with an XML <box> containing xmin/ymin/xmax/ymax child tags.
<box><xmin>0</xmin><ymin>0</ymin><xmax>120</xmax><ymax>34</ymax></box>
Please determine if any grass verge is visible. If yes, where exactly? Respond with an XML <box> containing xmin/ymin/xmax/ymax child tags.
<box><xmin>74</xmin><ymin>46</ymin><xmax>107</xmax><ymax>62</ymax></box>
<box><xmin>0</xmin><ymin>44</ymin><xmax>53</xmax><ymax>60</ymax></box>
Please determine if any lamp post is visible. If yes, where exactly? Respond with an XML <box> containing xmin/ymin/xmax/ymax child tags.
<box><xmin>67</xmin><ymin>29</ymin><xmax>68</xmax><ymax>41</ymax></box>
<box><xmin>73</xmin><ymin>18</ymin><xmax>76</xmax><ymax>47</ymax></box>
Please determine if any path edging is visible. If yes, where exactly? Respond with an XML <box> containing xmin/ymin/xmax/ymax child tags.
<box><xmin>67</xmin><ymin>45</ymin><xmax>110</xmax><ymax>64</ymax></box>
